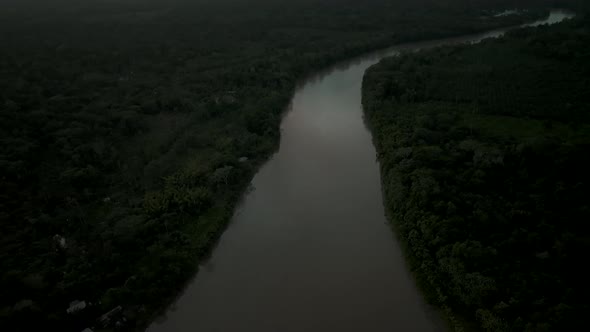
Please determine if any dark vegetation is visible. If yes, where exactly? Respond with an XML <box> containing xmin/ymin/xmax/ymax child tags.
<box><xmin>0</xmin><ymin>0</ymin><xmax>577</xmax><ymax>330</ymax></box>
<box><xmin>363</xmin><ymin>10</ymin><xmax>590</xmax><ymax>332</ymax></box>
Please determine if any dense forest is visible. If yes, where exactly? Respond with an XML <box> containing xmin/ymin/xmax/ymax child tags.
<box><xmin>0</xmin><ymin>0</ymin><xmax>581</xmax><ymax>331</ymax></box>
<box><xmin>363</xmin><ymin>10</ymin><xmax>590</xmax><ymax>332</ymax></box>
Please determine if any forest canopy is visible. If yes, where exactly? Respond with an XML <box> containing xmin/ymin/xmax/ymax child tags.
<box><xmin>362</xmin><ymin>12</ymin><xmax>590</xmax><ymax>332</ymax></box>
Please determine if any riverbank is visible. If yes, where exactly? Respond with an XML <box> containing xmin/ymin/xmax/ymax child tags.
<box><xmin>133</xmin><ymin>7</ymin><xmax>556</xmax><ymax>330</ymax></box>
<box><xmin>362</xmin><ymin>11</ymin><xmax>587</xmax><ymax>331</ymax></box>
<box><xmin>144</xmin><ymin>8</ymin><xmax>584</xmax><ymax>332</ymax></box>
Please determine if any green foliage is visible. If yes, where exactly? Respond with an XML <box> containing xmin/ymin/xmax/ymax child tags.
<box><xmin>144</xmin><ymin>187</ymin><xmax>212</xmax><ymax>216</ymax></box>
<box><xmin>0</xmin><ymin>0</ymin><xmax>568</xmax><ymax>331</ymax></box>
<box><xmin>363</xmin><ymin>14</ymin><xmax>590</xmax><ymax>331</ymax></box>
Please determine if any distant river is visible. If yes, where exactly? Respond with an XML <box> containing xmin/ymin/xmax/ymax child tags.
<box><xmin>148</xmin><ymin>10</ymin><xmax>574</xmax><ymax>332</ymax></box>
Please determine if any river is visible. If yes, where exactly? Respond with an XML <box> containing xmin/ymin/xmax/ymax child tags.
<box><xmin>148</xmin><ymin>10</ymin><xmax>573</xmax><ymax>332</ymax></box>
